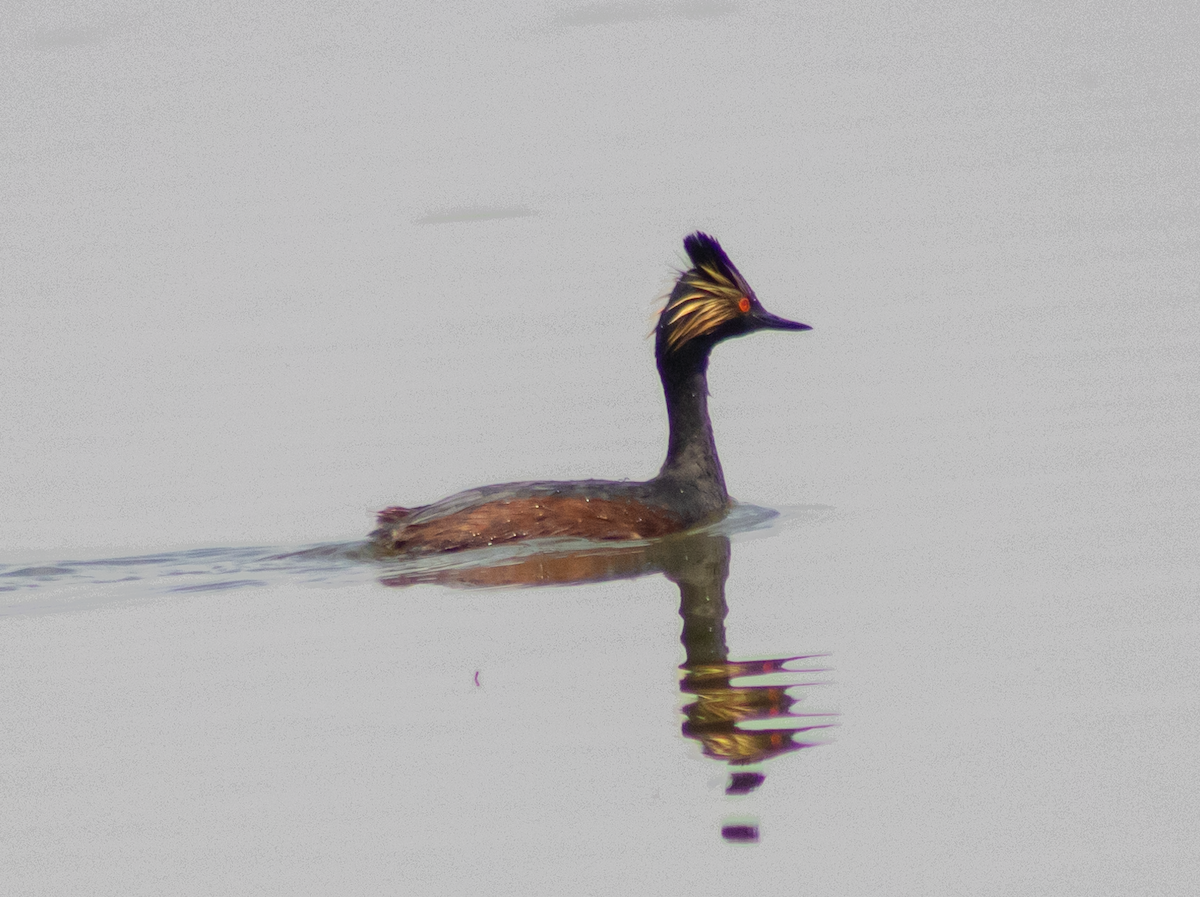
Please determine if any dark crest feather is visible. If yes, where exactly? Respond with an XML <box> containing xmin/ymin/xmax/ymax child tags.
<box><xmin>683</xmin><ymin>233</ymin><xmax>741</xmax><ymax>285</ymax></box>
<box><xmin>659</xmin><ymin>233</ymin><xmax>755</xmax><ymax>355</ymax></box>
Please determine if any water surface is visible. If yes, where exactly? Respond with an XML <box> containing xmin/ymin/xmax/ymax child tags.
<box><xmin>3</xmin><ymin>1</ymin><xmax>1198</xmax><ymax>894</ymax></box>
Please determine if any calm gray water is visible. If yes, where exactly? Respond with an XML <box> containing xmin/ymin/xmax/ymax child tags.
<box><xmin>3</xmin><ymin>2</ymin><xmax>1198</xmax><ymax>894</ymax></box>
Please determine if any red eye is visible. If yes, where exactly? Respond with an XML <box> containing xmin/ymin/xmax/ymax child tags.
<box><xmin>738</xmin><ymin>297</ymin><xmax>751</xmax><ymax>313</ymax></box>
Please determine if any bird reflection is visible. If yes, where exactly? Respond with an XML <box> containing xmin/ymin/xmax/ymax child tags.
<box><xmin>657</xmin><ymin>530</ymin><xmax>836</xmax><ymax>846</ymax></box>
<box><xmin>375</xmin><ymin>524</ymin><xmax>837</xmax><ymax>842</ymax></box>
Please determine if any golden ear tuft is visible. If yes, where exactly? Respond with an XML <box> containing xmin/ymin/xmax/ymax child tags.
<box><xmin>659</xmin><ymin>233</ymin><xmax>757</xmax><ymax>354</ymax></box>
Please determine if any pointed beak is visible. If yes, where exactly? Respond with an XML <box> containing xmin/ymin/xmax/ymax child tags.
<box><xmin>753</xmin><ymin>308</ymin><xmax>812</xmax><ymax>332</ymax></box>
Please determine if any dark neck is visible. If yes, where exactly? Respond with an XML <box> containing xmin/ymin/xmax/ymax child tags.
<box><xmin>655</xmin><ymin>354</ymin><xmax>728</xmax><ymax>500</ymax></box>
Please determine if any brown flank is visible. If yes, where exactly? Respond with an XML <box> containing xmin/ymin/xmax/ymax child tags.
<box><xmin>382</xmin><ymin>496</ymin><xmax>685</xmax><ymax>553</ymax></box>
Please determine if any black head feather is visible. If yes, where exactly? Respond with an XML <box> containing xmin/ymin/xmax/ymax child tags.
<box><xmin>657</xmin><ymin>233</ymin><xmax>757</xmax><ymax>357</ymax></box>
<box><xmin>682</xmin><ymin>232</ymin><xmax>751</xmax><ymax>294</ymax></box>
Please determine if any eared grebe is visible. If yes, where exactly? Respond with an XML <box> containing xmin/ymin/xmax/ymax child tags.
<box><xmin>370</xmin><ymin>232</ymin><xmax>810</xmax><ymax>554</ymax></box>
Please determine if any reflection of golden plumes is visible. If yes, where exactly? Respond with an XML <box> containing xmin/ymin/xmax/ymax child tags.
<box><xmin>680</xmin><ymin>657</ymin><xmax>836</xmax><ymax>765</ymax></box>
<box><xmin>685</xmin><ymin>726</ymin><xmax>794</xmax><ymax>765</ymax></box>
<box><xmin>687</xmin><ymin>683</ymin><xmax>793</xmax><ymax>727</ymax></box>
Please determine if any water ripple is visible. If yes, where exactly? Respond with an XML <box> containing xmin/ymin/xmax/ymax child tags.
<box><xmin>0</xmin><ymin>543</ymin><xmax>367</xmax><ymax>616</ymax></box>
<box><xmin>0</xmin><ymin>502</ymin><xmax>823</xmax><ymax>616</ymax></box>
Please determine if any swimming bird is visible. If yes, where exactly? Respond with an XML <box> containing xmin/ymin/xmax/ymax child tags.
<box><xmin>369</xmin><ymin>232</ymin><xmax>810</xmax><ymax>554</ymax></box>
